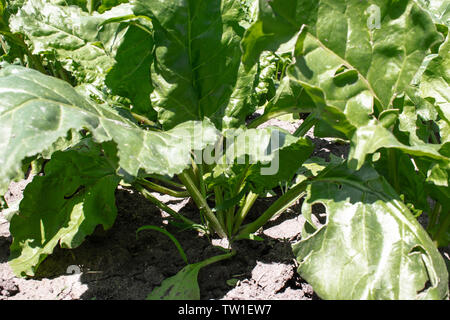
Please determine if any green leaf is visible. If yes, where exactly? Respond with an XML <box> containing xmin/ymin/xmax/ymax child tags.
<box><xmin>9</xmin><ymin>0</ymin><xmax>146</xmax><ymax>87</ymax></box>
<box><xmin>24</xmin><ymin>0</ymin><xmax>156</xmax><ymax>117</ymax></box>
<box><xmin>347</xmin><ymin>87</ymin><xmax>449</xmax><ymax>170</ymax></box>
<box><xmin>104</xmin><ymin>23</ymin><xmax>155</xmax><ymax>118</ymax></box>
<box><xmin>211</xmin><ymin>127</ymin><xmax>313</xmax><ymax>194</ymax></box>
<box><xmin>427</xmin><ymin>162</ymin><xmax>449</xmax><ymax>186</ymax></box>
<box><xmin>97</xmin><ymin>0</ymin><xmax>129</xmax><ymax>14</ymax></box>
<box><xmin>292</xmin><ymin>163</ymin><xmax>449</xmax><ymax>300</ymax></box>
<box><xmin>245</xmin><ymin>0</ymin><xmax>443</xmax><ymax>108</ymax></box>
<box><xmin>0</xmin><ymin>0</ymin><xmax>7</xmax><ymax>31</ymax></box>
<box><xmin>243</xmin><ymin>0</ymin><xmax>444</xmax><ymax>145</ymax></box>
<box><xmin>9</xmin><ymin>139</ymin><xmax>120</xmax><ymax>277</ymax></box>
<box><xmin>55</xmin><ymin>0</ymin><xmax>129</xmax><ymax>14</ymax></box>
<box><xmin>147</xmin><ymin>263</ymin><xmax>203</xmax><ymax>300</ymax></box>
<box><xmin>241</xmin><ymin>0</ymin><xmax>305</xmax><ymax>67</ymax></box>
<box><xmin>147</xmin><ymin>251</ymin><xmax>235</xmax><ymax>300</ymax></box>
<box><xmin>432</xmin><ymin>211</ymin><xmax>450</xmax><ymax>248</ymax></box>
<box><xmin>418</xmin><ymin>34</ymin><xmax>450</xmax><ymax>112</ymax></box>
<box><xmin>9</xmin><ymin>0</ymin><xmax>116</xmax><ymax>84</ymax></box>
<box><xmin>249</xmin><ymin>76</ymin><xmax>324</xmax><ymax>128</ymax></box>
<box><xmin>246</xmin><ymin>132</ymin><xmax>314</xmax><ymax>193</ymax></box>
<box><xmin>415</xmin><ymin>0</ymin><xmax>450</xmax><ymax>27</ymax></box>
<box><xmin>0</xmin><ymin>64</ymin><xmax>219</xmax><ymax>196</ymax></box>
<box><xmin>132</xmin><ymin>0</ymin><xmax>258</xmax><ymax>130</ymax></box>
<box><xmin>372</xmin><ymin>149</ymin><xmax>430</xmax><ymax>213</ymax></box>
<box><xmin>348</xmin><ymin>119</ymin><xmax>448</xmax><ymax>169</ymax></box>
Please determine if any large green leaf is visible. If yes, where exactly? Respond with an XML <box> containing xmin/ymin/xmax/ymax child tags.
<box><xmin>210</xmin><ymin>127</ymin><xmax>314</xmax><ymax>194</ymax></box>
<box><xmin>9</xmin><ymin>0</ymin><xmax>155</xmax><ymax>118</ymax></box>
<box><xmin>132</xmin><ymin>0</ymin><xmax>258</xmax><ymax>130</ymax></box>
<box><xmin>243</xmin><ymin>0</ymin><xmax>443</xmax><ymax>136</ymax></box>
<box><xmin>9</xmin><ymin>139</ymin><xmax>120</xmax><ymax>276</ymax></box>
<box><xmin>9</xmin><ymin>0</ymin><xmax>136</xmax><ymax>86</ymax></box>
<box><xmin>292</xmin><ymin>163</ymin><xmax>449</xmax><ymax>300</ymax></box>
<box><xmin>15</xmin><ymin>0</ymin><xmax>156</xmax><ymax>118</ymax></box>
<box><xmin>0</xmin><ymin>64</ymin><xmax>219</xmax><ymax>196</ymax></box>
<box><xmin>244</xmin><ymin>0</ymin><xmax>442</xmax><ymax>107</ymax></box>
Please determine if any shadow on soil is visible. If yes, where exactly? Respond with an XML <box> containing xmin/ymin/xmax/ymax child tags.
<box><xmin>0</xmin><ymin>229</ymin><xmax>11</xmax><ymax>265</ymax></box>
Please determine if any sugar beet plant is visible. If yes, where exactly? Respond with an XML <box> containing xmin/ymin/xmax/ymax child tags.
<box><xmin>0</xmin><ymin>0</ymin><xmax>448</xmax><ymax>300</ymax></box>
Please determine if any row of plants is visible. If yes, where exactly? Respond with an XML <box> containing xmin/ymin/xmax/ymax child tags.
<box><xmin>0</xmin><ymin>0</ymin><xmax>448</xmax><ymax>299</ymax></box>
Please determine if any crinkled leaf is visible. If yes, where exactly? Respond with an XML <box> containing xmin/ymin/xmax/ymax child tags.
<box><xmin>0</xmin><ymin>64</ymin><xmax>219</xmax><ymax>196</ymax></box>
<box><xmin>292</xmin><ymin>164</ymin><xmax>449</xmax><ymax>300</ymax></box>
<box><xmin>10</xmin><ymin>0</ymin><xmax>120</xmax><ymax>84</ymax></box>
<box><xmin>25</xmin><ymin>0</ymin><xmax>155</xmax><ymax>116</ymax></box>
<box><xmin>254</xmin><ymin>51</ymin><xmax>278</xmax><ymax>105</ymax></box>
<box><xmin>132</xmin><ymin>0</ymin><xmax>258</xmax><ymax>130</ymax></box>
<box><xmin>9</xmin><ymin>0</ymin><xmax>145</xmax><ymax>87</ymax></box>
<box><xmin>9</xmin><ymin>139</ymin><xmax>120</xmax><ymax>276</ymax></box>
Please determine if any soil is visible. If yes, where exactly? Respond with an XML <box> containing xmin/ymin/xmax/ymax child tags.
<box><xmin>0</xmin><ymin>117</ymin><xmax>447</xmax><ymax>300</ymax></box>
<box><xmin>0</xmin><ymin>183</ymin><xmax>319</xmax><ymax>300</ymax></box>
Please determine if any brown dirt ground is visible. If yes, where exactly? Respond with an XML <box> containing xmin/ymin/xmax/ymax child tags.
<box><xmin>0</xmin><ymin>181</ymin><xmax>319</xmax><ymax>300</ymax></box>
